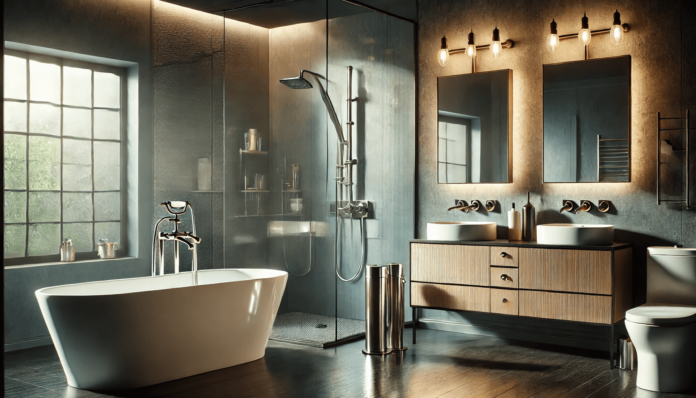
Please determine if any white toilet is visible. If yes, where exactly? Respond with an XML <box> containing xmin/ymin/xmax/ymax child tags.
<box><xmin>625</xmin><ymin>247</ymin><xmax>696</xmax><ymax>393</ymax></box>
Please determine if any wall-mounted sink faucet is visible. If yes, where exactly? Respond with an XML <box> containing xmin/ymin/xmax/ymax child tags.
<box><xmin>560</xmin><ymin>200</ymin><xmax>575</xmax><ymax>213</ymax></box>
<box><xmin>575</xmin><ymin>200</ymin><xmax>593</xmax><ymax>214</ymax></box>
<box><xmin>448</xmin><ymin>200</ymin><xmax>481</xmax><ymax>213</ymax></box>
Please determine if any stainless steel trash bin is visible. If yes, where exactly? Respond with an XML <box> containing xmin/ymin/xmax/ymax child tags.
<box><xmin>617</xmin><ymin>336</ymin><xmax>637</xmax><ymax>370</ymax></box>
<box><xmin>387</xmin><ymin>263</ymin><xmax>407</xmax><ymax>351</ymax></box>
<box><xmin>363</xmin><ymin>265</ymin><xmax>391</xmax><ymax>355</ymax></box>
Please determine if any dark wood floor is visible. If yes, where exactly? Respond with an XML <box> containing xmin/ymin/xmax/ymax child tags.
<box><xmin>5</xmin><ymin>328</ymin><xmax>696</xmax><ymax>398</ymax></box>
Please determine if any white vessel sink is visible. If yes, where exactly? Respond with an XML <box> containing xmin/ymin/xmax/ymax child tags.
<box><xmin>427</xmin><ymin>221</ymin><xmax>497</xmax><ymax>241</ymax></box>
<box><xmin>537</xmin><ymin>224</ymin><xmax>614</xmax><ymax>246</ymax></box>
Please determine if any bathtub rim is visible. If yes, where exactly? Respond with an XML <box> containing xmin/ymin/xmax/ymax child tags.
<box><xmin>35</xmin><ymin>268</ymin><xmax>288</xmax><ymax>298</ymax></box>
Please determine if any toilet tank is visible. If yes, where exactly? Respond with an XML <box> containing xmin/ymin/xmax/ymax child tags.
<box><xmin>647</xmin><ymin>247</ymin><xmax>696</xmax><ymax>305</ymax></box>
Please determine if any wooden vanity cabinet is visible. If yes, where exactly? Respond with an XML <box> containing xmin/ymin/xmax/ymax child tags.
<box><xmin>410</xmin><ymin>240</ymin><xmax>632</xmax><ymax>368</ymax></box>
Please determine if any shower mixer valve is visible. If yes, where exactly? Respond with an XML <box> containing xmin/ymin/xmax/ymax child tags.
<box><xmin>336</xmin><ymin>200</ymin><xmax>372</xmax><ymax>219</ymax></box>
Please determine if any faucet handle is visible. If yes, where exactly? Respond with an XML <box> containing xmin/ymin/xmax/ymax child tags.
<box><xmin>560</xmin><ymin>200</ymin><xmax>575</xmax><ymax>213</ymax></box>
<box><xmin>470</xmin><ymin>200</ymin><xmax>481</xmax><ymax>212</ymax></box>
<box><xmin>484</xmin><ymin>200</ymin><xmax>496</xmax><ymax>211</ymax></box>
<box><xmin>598</xmin><ymin>200</ymin><xmax>611</xmax><ymax>213</ymax></box>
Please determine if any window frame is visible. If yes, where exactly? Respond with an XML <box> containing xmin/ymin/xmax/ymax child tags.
<box><xmin>3</xmin><ymin>49</ymin><xmax>128</xmax><ymax>266</ymax></box>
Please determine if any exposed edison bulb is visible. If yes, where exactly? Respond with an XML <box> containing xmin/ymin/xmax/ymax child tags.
<box><xmin>466</xmin><ymin>30</ymin><xmax>476</xmax><ymax>59</ymax></box>
<box><xmin>466</xmin><ymin>44</ymin><xmax>477</xmax><ymax>59</ymax></box>
<box><xmin>547</xmin><ymin>34</ymin><xmax>559</xmax><ymax>52</ymax></box>
<box><xmin>438</xmin><ymin>36</ymin><xmax>450</xmax><ymax>66</ymax></box>
<box><xmin>611</xmin><ymin>10</ymin><xmax>623</xmax><ymax>45</ymax></box>
<box><xmin>579</xmin><ymin>13</ymin><xmax>591</xmax><ymax>46</ymax></box>
<box><xmin>610</xmin><ymin>25</ymin><xmax>623</xmax><ymax>45</ymax></box>
<box><xmin>547</xmin><ymin>19</ymin><xmax>559</xmax><ymax>53</ymax></box>
<box><xmin>490</xmin><ymin>27</ymin><xmax>502</xmax><ymax>60</ymax></box>
<box><xmin>490</xmin><ymin>41</ymin><xmax>502</xmax><ymax>60</ymax></box>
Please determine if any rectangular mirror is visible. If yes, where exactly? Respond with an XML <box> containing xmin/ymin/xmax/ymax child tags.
<box><xmin>543</xmin><ymin>56</ymin><xmax>631</xmax><ymax>183</ymax></box>
<box><xmin>437</xmin><ymin>70</ymin><xmax>512</xmax><ymax>183</ymax></box>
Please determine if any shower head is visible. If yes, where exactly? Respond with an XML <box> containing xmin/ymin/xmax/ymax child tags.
<box><xmin>279</xmin><ymin>70</ymin><xmax>327</xmax><ymax>89</ymax></box>
<box><xmin>279</xmin><ymin>70</ymin><xmax>346</xmax><ymax>144</ymax></box>
<box><xmin>280</xmin><ymin>74</ymin><xmax>312</xmax><ymax>89</ymax></box>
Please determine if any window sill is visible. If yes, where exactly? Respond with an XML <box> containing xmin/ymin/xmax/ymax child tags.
<box><xmin>4</xmin><ymin>257</ymin><xmax>139</xmax><ymax>270</ymax></box>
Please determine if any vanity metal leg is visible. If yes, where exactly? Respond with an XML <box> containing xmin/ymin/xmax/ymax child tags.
<box><xmin>412</xmin><ymin>307</ymin><xmax>417</xmax><ymax>344</ymax></box>
<box><xmin>609</xmin><ymin>324</ymin><xmax>615</xmax><ymax>370</ymax></box>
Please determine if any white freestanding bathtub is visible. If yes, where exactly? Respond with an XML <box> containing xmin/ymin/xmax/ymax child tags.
<box><xmin>35</xmin><ymin>268</ymin><xmax>287</xmax><ymax>390</ymax></box>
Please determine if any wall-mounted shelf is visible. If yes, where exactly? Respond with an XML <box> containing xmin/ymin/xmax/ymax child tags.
<box><xmin>241</xmin><ymin>190</ymin><xmax>269</xmax><ymax>193</ymax></box>
<box><xmin>240</xmin><ymin>149</ymin><xmax>268</xmax><ymax>155</ymax></box>
<box><xmin>232</xmin><ymin>213</ymin><xmax>302</xmax><ymax>218</ymax></box>
<box><xmin>190</xmin><ymin>191</ymin><xmax>224</xmax><ymax>193</ymax></box>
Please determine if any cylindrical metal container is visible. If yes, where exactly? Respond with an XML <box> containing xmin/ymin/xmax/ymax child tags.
<box><xmin>522</xmin><ymin>192</ymin><xmax>535</xmax><ymax>241</ymax></box>
<box><xmin>387</xmin><ymin>263</ymin><xmax>407</xmax><ymax>351</ymax></box>
<box><xmin>617</xmin><ymin>336</ymin><xmax>637</xmax><ymax>370</ymax></box>
<box><xmin>363</xmin><ymin>265</ymin><xmax>391</xmax><ymax>355</ymax></box>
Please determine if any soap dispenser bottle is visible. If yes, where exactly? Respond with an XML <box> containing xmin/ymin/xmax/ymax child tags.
<box><xmin>522</xmin><ymin>192</ymin><xmax>536</xmax><ymax>241</ymax></box>
<box><xmin>508</xmin><ymin>203</ymin><xmax>522</xmax><ymax>241</ymax></box>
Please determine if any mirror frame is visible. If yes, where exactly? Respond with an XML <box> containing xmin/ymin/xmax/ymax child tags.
<box><xmin>542</xmin><ymin>55</ymin><xmax>632</xmax><ymax>184</ymax></box>
<box><xmin>436</xmin><ymin>69</ymin><xmax>513</xmax><ymax>184</ymax></box>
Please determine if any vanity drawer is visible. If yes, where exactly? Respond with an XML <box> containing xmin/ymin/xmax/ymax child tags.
<box><xmin>411</xmin><ymin>282</ymin><xmax>490</xmax><ymax>313</ymax></box>
<box><xmin>490</xmin><ymin>247</ymin><xmax>518</xmax><ymax>267</ymax></box>
<box><xmin>519</xmin><ymin>291</ymin><xmax>611</xmax><ymax>324</ymax></box>
<box><xmin>491</xmin><ymin>289</ymin><xmax>518</xmax><ymax>315</ymax></box>
<box><xmin>518</xmin><ymin>248</ymin><xmax>612</xmax><ymax>295</ymax></box>
<box><xmin>490</xmin><ymin>267</ymin><xmax>518</xmax><ymax>289</ymax></box>
<box><xmin>411</xmin><ymin>244</ymin><xmax>489</xmax><ymax>286</ymax></box>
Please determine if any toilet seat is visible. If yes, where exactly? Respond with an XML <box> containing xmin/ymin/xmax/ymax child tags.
<box><xmin>626</xmin><ymin>304</ymin><xmax>696</xmax><ymax>326</ymax></box>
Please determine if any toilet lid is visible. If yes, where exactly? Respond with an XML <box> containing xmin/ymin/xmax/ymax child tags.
<box><xmin>626</xmin><ymin>304</ymin><xmax>696</xmax><ymax>326</ymax></box>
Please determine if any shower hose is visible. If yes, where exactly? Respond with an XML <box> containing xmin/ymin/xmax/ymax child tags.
<box><xmin>335</xmin><ymin>213</ymin><xmax>366</xmax><ymax>282</ymax></box>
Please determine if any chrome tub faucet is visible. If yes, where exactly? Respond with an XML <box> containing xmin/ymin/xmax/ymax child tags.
<box><xmin>152</xmin><ymin>201</ymin><xmax>202</xmax><ymax>284</ymax></box>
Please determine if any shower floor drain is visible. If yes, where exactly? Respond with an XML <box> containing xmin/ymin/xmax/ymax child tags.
<box><xmin>315</xmin><ymin>324</ymin><xmax>328</xmax><ymax>329</ymax></box>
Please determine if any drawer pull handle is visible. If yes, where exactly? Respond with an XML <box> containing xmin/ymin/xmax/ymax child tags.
<box><xmin>501</xmin><ymin>274</ymin><xmax>510</xmax><ymax>281</ymax></box>
<box><xmin>500</xmin><ymin>252</ymin><xmax>508</xmax><ymax>258</ymax></box>
<box><xmin>502</xmin><ymin>298</ymin><xmax>508</xmax><ymax>303</ymax></box>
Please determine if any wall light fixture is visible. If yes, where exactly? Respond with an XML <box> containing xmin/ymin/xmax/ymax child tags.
<box><xmin>546</xmin><ymin>10</ymin><xmax>629</xmax><ymax>59</ymax></box>
<box><xmin>437</xmin><ymin>28</ymin><xmax>514</xmax><ymax>72</ymax></box>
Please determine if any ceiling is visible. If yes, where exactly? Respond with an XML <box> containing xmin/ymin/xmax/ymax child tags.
<box><xmin>161</xmin><ymin>0</ymin><xmax>416</xmax><ymax>29</ymax></box>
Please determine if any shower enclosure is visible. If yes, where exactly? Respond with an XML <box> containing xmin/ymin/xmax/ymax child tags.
<box><xmin>154</xmin><ymin>0</ymin><xmax>415</xmax><ymax>347</ymax></box>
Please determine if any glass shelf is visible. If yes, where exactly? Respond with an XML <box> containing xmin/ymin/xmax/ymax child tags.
<box><xmin>241</xmin><ymin>189</ymin><xmax>270</xmax><ymax>193</ymax></box>
<box><xmin>190</xmin><ymin>191</ymin><xmax>224</xmax><ymax>193</ymax></box>
<box><xmin>240</xmin><ymin>149</ymin><xmax>268</xmax><ymax>155</ymax></box>
<box><xmin>232</xmin><ymin>213</ymin><xmax>302</xmax><ymax>218</ymax></box>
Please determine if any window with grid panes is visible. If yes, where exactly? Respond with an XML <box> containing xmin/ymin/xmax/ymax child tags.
<box><xmin>4</xmin><ymin>51</ymin><xmax>124</xmax><ymax>263</ymax></box>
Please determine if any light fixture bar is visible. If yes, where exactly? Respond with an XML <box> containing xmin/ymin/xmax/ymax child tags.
<box><xmin>558</xmin><ymin>23</ymin><xmax>630</xmax><ymax>41</ymax></box>
<box><xmin>449</xmin><ymin>39</ymin><xmax>514</xmax><ymax>54</ymax></box>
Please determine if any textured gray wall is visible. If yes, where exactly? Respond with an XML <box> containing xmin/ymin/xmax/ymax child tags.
<box><xmin>3</xmin><ymin>0</ymin><xmax>153</xmax><ymax>349</ymax></box>
<box><xmin>152</xmin><ymin>1</ymin><xmax>227</xmax><ymax>273</ymax></box>
<box><xmin>417</xmin><ymin>0</ymin><xmax>696</xmax><ymax>346</ymax></box>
